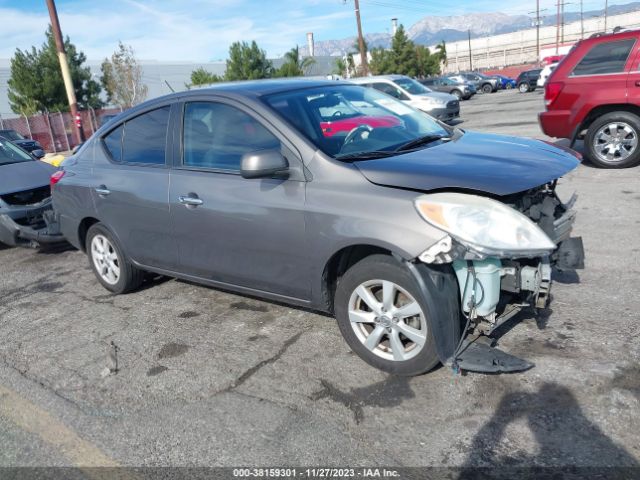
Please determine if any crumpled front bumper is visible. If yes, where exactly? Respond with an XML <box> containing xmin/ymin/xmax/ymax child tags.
<box><xmin>0</xmin><ymin>200</ymin><xmax>65</xmax><ymax>247</ymax></box>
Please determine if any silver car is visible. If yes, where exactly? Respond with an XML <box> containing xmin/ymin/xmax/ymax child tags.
<box><xmin>349</xmin><ymin>75</ymin><xmax>460</xmax><ymax>123</ymax></box>
<box><xmin>52</xmin><ymin>80</ymin><xmax>584</xmax><ymax>376</ymax></box>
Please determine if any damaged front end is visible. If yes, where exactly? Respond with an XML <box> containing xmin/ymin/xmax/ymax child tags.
<box><xmin>414</xmin><ymin>183</ymin><xmax>584</xmax><ymax>374</ymax></box>
<box><xmin>0</xmin><ymin>185</ymin><xmax>64</xmax><ymax>248</ymax></box>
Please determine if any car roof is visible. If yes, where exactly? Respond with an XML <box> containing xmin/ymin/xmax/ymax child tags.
<box><xmin>106</xmin><ymin>78</ymin><xmax>353</xmax><ymax>124</ymax></box>
<box><xmin>348</xmin><ymin>75</ymin><xmax>407</xmax><ymax>83</ymax></box>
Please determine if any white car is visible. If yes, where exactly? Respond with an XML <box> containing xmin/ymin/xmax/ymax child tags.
<box><xmin>349</xmin><ymin>75</ymin><xmax>460</xmax><ymax>123</ymax></box>
<box><xmin>537</xmin><ymin>63</ymin><xmax>558</xmax><ymax>88</ymax></box>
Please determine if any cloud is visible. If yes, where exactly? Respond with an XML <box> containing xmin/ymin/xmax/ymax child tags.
<box><xmin>0</xmin><ymin>1</ymin><xmax>352</xmax><ymax>61</ymax></box>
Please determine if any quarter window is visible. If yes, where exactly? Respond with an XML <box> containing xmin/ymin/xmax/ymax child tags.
<box><xmin>572</xmin><ymin>39</ymin><xmax>635</xmax><ymax>76</ymax></box>
<box><xmin>102</xmin><ymin>107</ymin><xmax>170</xmax><ymax>165</ymax></box>
<box><xmin>182</xmin><ymin>102</ymin><xmax>280</xmax><ymax>171</ymax></box>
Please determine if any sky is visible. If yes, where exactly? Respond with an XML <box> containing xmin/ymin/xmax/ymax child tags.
<box><xmin>0</xmin><ymin>0</ymin><xmax>633</xmax><ymax>61</ymax></box>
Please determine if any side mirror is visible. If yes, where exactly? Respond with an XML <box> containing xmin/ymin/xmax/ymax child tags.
<box><xmin>32</xmin><ymin>149</ymin><xmax>45</xmax><ymax>159</ymax></box>
<box><xmin>240</xmin><ymin>150</ymin><xmax>289</xmax><ymax>179</ymax></box>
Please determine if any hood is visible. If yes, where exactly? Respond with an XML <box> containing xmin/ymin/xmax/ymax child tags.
<box><xmin>416</xmin><ymin>91</ymin><xmax>457</xmax><ymax>102</ymax></box>
<box><xmin>0</xmin><ymin>160</ymin><xmax>56</xmax><ymax>195</ymax></box>
<box><xmin>353</xmin><ymin>131</ymin><xmax>580</xmax><ymax>196</ymax></box>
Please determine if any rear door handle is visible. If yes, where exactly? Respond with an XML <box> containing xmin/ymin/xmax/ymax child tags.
<box><xmin>635</xmin><ymin>80</ymin><xmax>640</xmax><ymax>87</ymax></box>
<box><xmin>178</xmin><ymin>195</ymin><xmax>203</xmax><ymax>207</ymax></box>
<box><xmin>95</xmin><ymin>186</ymin><xmax>111</xmax><ymax>196</ymax></box>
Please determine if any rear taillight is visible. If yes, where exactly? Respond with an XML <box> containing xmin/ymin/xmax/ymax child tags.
<box><xmin>545</xmin><ymin>81</ymin><xmax>564</xmax><ymax>107</ymax></box>
<box><xmin>50</xmin><ymin>170</ymin><xmax>65</xmax><ymax>189</ymax></box>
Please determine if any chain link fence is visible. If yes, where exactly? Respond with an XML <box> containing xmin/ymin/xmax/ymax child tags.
<box><xmin>0</xmin><ymin>107</ymin><xmax>123</xmax><ymax>153</ymax></box>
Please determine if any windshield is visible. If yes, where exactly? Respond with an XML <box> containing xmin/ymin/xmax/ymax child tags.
<box><xmin>0</xmin><ymin>140</ymin><xmax>33</xmax><ymax>165</ymax></box>
<box><xmin>264</xmin><ymin>84</ymin><xmax>450</xmax><ymax>159</ymax></box>
<box><xmin>393</xmin><ymin>77</ymin><xmax>431</xmax><ymax>95</ymax></box>
<box><xmin>0</xmin><ymin>130</ymin><xmax>24</xmax><ymax>141</ymax></box>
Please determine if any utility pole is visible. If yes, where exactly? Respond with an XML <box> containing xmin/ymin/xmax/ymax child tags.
<box><xmin>468</xmin><ymin>29</ymin><xmax>473</xmax><ymax>71</ymax></box>
<box><xmin>580</xmin><ymin>0</ymin><xmax>584</xmax><ymax>38</ymax></box>
<box><xmin>46</xmin><ymin>0</ymin><xmax>84</xmax><ymax>144</ymax></box>
<box><xmin>556</xmin><ymin>0</ymin><xmax>561</xmax><ymax>54</ymax></box>
<box><xmin>604</xmin><ymin>0</ymin><xmax>608</xmax><ymax>32</ymax></box>
<box><xmin>353</xmin><ymin>0</ymin><xmax>368</xmax><ymax>76</ymax></box>
<box><xmin>529</xmin><ymin>2</ymin><xmax>547</xmax><ymax>62</ymax></box>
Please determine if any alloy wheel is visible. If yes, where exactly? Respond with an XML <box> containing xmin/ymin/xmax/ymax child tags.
<box><xmin>348</xmin><ymin>279</ymin><xmax>427</xmax><ymax>362</ymax></box>
<box><xmin>91</xmin><ymin>234</ymin><xmax>120</xmax><ymax>285</ymax></box>
<box><xmin>593</xmin><ymin>121</ymin><xmax>638</xmax><ymax>164</ymax></box>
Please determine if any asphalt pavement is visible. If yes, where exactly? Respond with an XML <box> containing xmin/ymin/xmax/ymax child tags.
<box><xmin>1</xmin><ymin>89</ymin><xmax>639</xmax><ymax>475</ymax></box>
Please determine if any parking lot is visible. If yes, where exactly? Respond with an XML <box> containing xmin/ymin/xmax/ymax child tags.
<box><xmin>1</xmin><ymin>89</ymin><xmax>639</xmax><ymax>472</ymax></box>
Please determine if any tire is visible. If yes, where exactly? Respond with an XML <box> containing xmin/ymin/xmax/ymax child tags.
<box><xmin>451</xmin><ymin>89</ymin><xmax>463</xmax><ymax>100</ymax></box>
<box><xmin>518</xmin><ymin>82</ymin><xmax>530</xmax><ymax>93</ymax></box>
<box><xmin>85</xmin><ymin>223</ymin><xmax>144</xmax><ymax>294</ymax></box>
<box><xmin>584</xmin><ymin>112</ymin><xmax>640</xmax><ymax>168</ymax></box>
<box><xmin>334</xmin><ymin>254</ymin><xmax>442</xmax><ymax>376</ymax></box>
<box><xmin>505</xmin><ymin>83</ymin><xmax>513</xmax><ymax>90</ymax></box>
<box><xmin>481</xmin><ymin>83</ymin><xmax>493</xmax><ymax>94</ymax></box>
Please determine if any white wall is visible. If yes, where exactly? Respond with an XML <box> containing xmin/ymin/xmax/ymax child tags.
<box><xmin>441</xmin><ymin>10</ymin><xmax>640</xmax><ymax>72</ymax></box>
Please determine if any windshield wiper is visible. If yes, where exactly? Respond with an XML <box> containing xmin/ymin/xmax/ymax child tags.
<box><xmin>335</xmin><ymin>150</ymin><xmax>397</xmax><ymax>161</ymax></box>
<box><xmin>394</xmin><ymin>134</ymin><xmax>449</xmax><ymax>152</ymax></box>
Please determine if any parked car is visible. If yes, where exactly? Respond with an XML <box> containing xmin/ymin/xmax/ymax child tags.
<box><xmin>0</xmin><ymin>129</ymin><xmax>45</xmax><ymax>158</ymax></box>
<box><xmin>53</xmin><ymin>80</ymin><xmax>584</xmax><ymax>375</ymax></box>
<box><xmin>537</xmin><ymin>63</ymin><xmax>558</xmax><ymax>88</ymax></box>
<box><xmin>419</xmin><ymin>77</ymin><xmax>476</xmax><ymax>100</ymax></box>
<box><xmin>540</xmin><ymin>29</ymin><xmax>640</xmax><ymax>168</ymax></box>
<box><xmin>516</xmin><ymin>69</ymin><xmax>542</xmax><ymax>93</ymax></box>
<box><xmin>349</xmin><ymin>75</ymin><xmax>460</xmax><ymax>123</ymax></box>
<box><xmin>496</xmin><ymin>75</ymin><xmax>517</xmax><ymax>89</ymax></box>
<box><xmin>448</xmin><ymin>72</ymin><xmax>500</xmax><ymax>93</ymax></box>
<box><xmin>0</xmin><ymin>139</ymin><xmax>63</xmax><ymax>247</ymax></box>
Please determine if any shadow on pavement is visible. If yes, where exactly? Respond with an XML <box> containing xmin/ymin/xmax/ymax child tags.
<box><xmin>458</xmin><ymin>383</ymin><xmax>639</xmax><ymax>479</ymax></box>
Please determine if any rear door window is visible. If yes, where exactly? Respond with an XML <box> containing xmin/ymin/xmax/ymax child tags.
<box><xmin>103</xmin><ymin>106</ymin><xmax>170</xmax><ymax>165</ymax></box>
<box><xmin>122</xmin><ymin>107</ymin><xmax>170</xmax><ymax>165</ymax></box>
<box><xmin>572</xmin><ymin>39</ymin><xmax>635</xmax><ymax>76</ymax></box>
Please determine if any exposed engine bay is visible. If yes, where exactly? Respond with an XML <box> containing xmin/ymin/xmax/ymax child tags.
<box><xmin>416</xmin><ymin>182</ymin><xmax>585</xmax><ymax>373</ymax></box>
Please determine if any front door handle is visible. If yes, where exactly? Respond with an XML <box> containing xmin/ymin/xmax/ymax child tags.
<box><xmin>178</xmin><ymin>195</ymin><xmax>203</xmax><ymax>207</ymax></box>
<box><xmin>635</xmin><ymin>80</ymin><xmax>640</xmax><ymax>87</ymax></box>
<box><xmin>95</xmin><ymin>186</ymin><xmax>111</xmax><ymax>196</ymax></box>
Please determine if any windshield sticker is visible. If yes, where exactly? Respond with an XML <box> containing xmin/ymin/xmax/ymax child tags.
<box><xmin>374</xmin><ymin>98</ymin><xmax>413</xmax><ymax>116</ymax></box>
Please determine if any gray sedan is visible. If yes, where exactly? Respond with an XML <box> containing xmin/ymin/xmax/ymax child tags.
<box><xmin>52</xmin><ymin>80</ymin><xmax>584</xmax><ymax>376</ymax></box>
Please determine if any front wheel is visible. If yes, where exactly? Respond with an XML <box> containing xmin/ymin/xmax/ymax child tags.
<box><xmin>86</xmin><ymin>223</ymin><xmax>144</xmax><ymax>294</ymax></box>
<box><xmin>518</xmin><ymin>82</ymin><xmax>530</xmax><ymax>93</ymax></box>
<box><xmin>481</xmin><ymin>83</ymin><xmax>493</xmax><ymax>94</ymax></box>
<box><xmin>451</xmin><ymin>89</ymin><xmax>463</xmax><ymax>100</ymax></box>
<box><xmin>505</xmin><ymin>83</ymin><xmax>513</xmax><ymax>90</ymax></box>
<box><xmin>585</xmin><ymin>112</ymin><xmax>640</xmax><ymax>168</ymax></box>
<box><xmin>334</xmin><ymin>255</ymin><xmax>441</xmax><ymax>376</ymax></box>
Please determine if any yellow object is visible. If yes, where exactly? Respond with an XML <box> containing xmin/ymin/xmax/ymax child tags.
<box><xmin>40</xmin><ymin>154</ymin><xmax>66</xmax><ymax>167</ymax></box>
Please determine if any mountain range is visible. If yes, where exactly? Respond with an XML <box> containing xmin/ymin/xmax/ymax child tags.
<box><xmin>300</xmin><ymin>2</ymin><xmax>640</xmax><ymax>56</ymax></box>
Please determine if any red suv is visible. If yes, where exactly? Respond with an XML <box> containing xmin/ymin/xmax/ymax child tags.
<box><xmin>539</xmin><ymin>30</ymin><xmax>640</xmax><ymax>168</ymax></box>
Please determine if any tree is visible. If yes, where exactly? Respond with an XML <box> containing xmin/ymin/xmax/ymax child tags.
<box><xmin>276</xmin><ymin>46</ymin><xmax>316</xmax><ymax>77</ymax></box>
<box><xmin>369</xmin><ymin>47</ymin><xmax>394</xmax><ymax>75</ymax></box>
<box><xmin>333</xmin><ymin>57</ymin><xmax>347</xmax><ymax>76</ymax></box>
<box><xmin>187</xmin><ymin>67</ymin><xmax>223</xmax><ymax>88</ymax></box>
<box><xmin>225</xmin><ymin>41</ymin><xmax>273</xmax><ymax>81</ymax></box>
<box><xmin>100</xmin><ymin>42</ymin><xmax>148</xmax><ymax>108</ymax></box>
<box><xmin>8</xmin><ymin>26</ymin><xmax>102</xmax><ymax>115</ymax></box>
<box><xmin>435</xmin><ymin>41</ymin><xmax>447</xmax><ymax>66</ymax></box>
<box><xmin>390</xmin><ymin>25</ymin><xmax>418</xmax><ymax>77</ymax></box>
<box><xmin>415</xmin><ymin>45</ymin><xmax>440</xmax><ymax>78</ymax></box>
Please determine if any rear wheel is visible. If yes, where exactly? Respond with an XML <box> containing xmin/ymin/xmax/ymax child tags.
<box><xmin>481</xmin><ymin>83</ymin><xmax>493</xmax><ymax>94</ymax></box>
<box><xmin>585</xmin><ymin>112</ymin><xmax>640</xmax><ymax>168</ymax></box>
<box><xmin>518</xmin><ymin>82</ymin><xmax>530</xmax><ymax>93</ymax></box>
<box><xmin>86</xmin><ymin>223</ymin><xmax>144</xmax><ymax>294</ymax></box>
<box><xmin>334</xmin><ymin>255</ymin><xmax>440</xmax><ymax>376</ymax></box>
<box><xmin>451</xmin><ymin>89</ymin><xmax>463</xmax><ymax>100</ymax></box>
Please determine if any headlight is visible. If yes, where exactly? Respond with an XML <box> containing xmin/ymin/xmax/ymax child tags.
<box><xmin>414</xmin><ymin>193</ymin><xmax>556</xmax><ymax>257</ymax></box>
<box><xmin>422</xmin><ymin>97</ymin><xmax>446</xmax><ymax>106</ymax></box>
